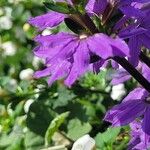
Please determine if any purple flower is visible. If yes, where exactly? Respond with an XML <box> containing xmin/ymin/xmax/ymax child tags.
<box><xmin>33</xmin><ymin>32</ymin><xmax>130</xmax><ymax>86</ymax></box>
<box><xmin>118</xmin><ymin>0</ymin><xmax>150</xmax><ymax>17</ymax></box>
<box><xmin>111</xmin><ymin>68</ymin><xmax>131</xmax><ymax>85</ymax></box>
<box><xmin>110</xmin><ymin>63</ymin><xmax>150</xmax><ymax>85</ymax></box>
<box><xmin>117</xmin><ymin>1</ymin><xmax>150</xmax><ymax>66</ymax></box>
<box><xmin>28</xmin><ymin>11</ymin><xmax>66</xmax><ymax>30</ymax></box>
<box><xmin>129</xmin><ymin>120</ymin><xmax>150</xmax><ymax>150</ymax></box>
<box><xmin>104</xmin><ymin>87</ymin><xmax>150</xmax><ymax>136</ymax></box>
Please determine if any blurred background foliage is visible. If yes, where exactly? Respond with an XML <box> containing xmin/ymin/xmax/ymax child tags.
<box><xmin>0</xmin><ymin>0</ymin><xmax>135</xmax><ymax>150</ymax></box>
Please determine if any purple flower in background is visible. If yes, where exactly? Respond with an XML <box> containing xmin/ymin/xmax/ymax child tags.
<box><xmin>104</xmin><ymin>87</ymin><xmax>150</xmax><ymax>136</ymax></box>
<box><xmin>117</xmin><ymin>1</ymin><xmax>150</xmax><ymax>66</ymax></box>
<box><xmin>129</xmin><ymin>120</ymin><xmax>150</xmax><ymax>150</ymax></box>
<box><xmin>110</xmin><ymin>68</ymin><xmax>131</xmax><ymax>85</ymax></box>
<box><xmin>118</xmin><ymin>0</ymin><xmax>148</xmax><ymax>18</ymax></box>
<box><xmin>33</xmin><ymin>32</ymin><xmax>130</xmax><ymax>86</ymax></box>
<box><xmin>111</xmin><ymin>63</ymin><xmax>150</xmax><ymax>85</ymax></box>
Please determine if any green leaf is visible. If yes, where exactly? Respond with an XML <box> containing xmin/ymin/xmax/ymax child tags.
<box><xmin>26</xmin><ymin>102</ymin><xmax>53</xmax><ymax>136</ymax></box>
<box><xmin>24</xmin><ymin>131</ymin><xmax>44</xmax><ymax>150</ymax></box>
<box><xmin>67</xmin><ymin>118</ymin><xmax>92</xmax><ymax>141</ymax></box>
<box><xmin>53</xmin><ymin>85</ymin><xmax>75</xmax><ymax>108</ymax></box>
<box><xmin>43</xmin><ymin>1</ymin><xmax>75</xmax><ymax>14</ymax></box>
<box><xmin>45</xmin><ymin>112</ymin><xmax>70</xmax><ymax>146</ymax></box>
<box><xmin>0</xmin><ymin>126</ymin><xmax>24</xmax><ymax>149</ymax></box>
<box><xmin>95</xmin><ymin>127</ymin><xmax>121</xmax><ymax>149</ymax></box>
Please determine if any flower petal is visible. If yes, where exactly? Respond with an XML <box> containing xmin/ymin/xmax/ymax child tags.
<box><xmin>34</xmin><ymin>33</ymin><xmax>76</xmax><ymax>58</ymax></box>
<box><xmin>142</xmin><ymin>108</ymin><xmax>150</xmax><ymax>135</ymax></box>
<box><xmin>123</xmin><ymin>88</ymin><xmax>148</xmax><ymax>102</ymax></box>
<box><xmin>128</xmin><ymin>36</ymin><xmax>141</xmax><ymax>66</ymax></box>
<box><xmin>65</xmin><ymin>41</ymin><xmax>90</xmax><ymax>86</ymax></box>
<box><xmin>86</xmin><ymin>0</ymin><xmax>107</xmax><ymax>15</ymax></box>
<box><xmin>104</xmin><ymin>100</ymin><xmax>145</xmax><ymax>126</ymax></box>
<box><xmin>28</xmin><ymin>12</ymin><xmax>66</xmax><ymax>30</ymax></box>
<box><xmin>88</xmin><ymin>34</ymin><xmax>113</xmax><ymax>59</ymax></box>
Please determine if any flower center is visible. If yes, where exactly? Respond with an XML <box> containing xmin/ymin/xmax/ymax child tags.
<box><xmin>79</xmin><ymin>34</ymin><xmax>88</xmax><ymax>40</ymax></box>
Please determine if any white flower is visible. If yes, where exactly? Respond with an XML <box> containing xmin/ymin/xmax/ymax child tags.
<box><xmin>19</xmin><ymin>68</ymin><xmax>34</xmax><ymax>80</ymax></box>
<box><xmin>111</xmin><ymin>84</ymin><xmax>126</xmax><ymax>100</ymax></box>
<box><xmin>2</xmin><ymin>41</ymin><xmax>16</xmax><ymax>56</ymax></box>
<box><xmin>4</xmin><ymin>7</ymin><xmax>12</xmax><ymax>17</ymax></box>
<box><xmin>72</xmin><ymin>135</ymin><xmax>95</xmax><ymax>150</ymax></box>
<box><xmin>0</xmin><ymin>16</ymin><xmax>12</xmax><ymax>30</ymax></box>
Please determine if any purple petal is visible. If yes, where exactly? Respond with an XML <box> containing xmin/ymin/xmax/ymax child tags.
<box><xmin>119</xmin><ymin>26</ymin><xmax>147</xmax><ymax>39</ymax></box>
<box><xmin>128</xmin><ymin>36</ymin><xmax>141</xmax><ymax>66</ymax></box>
<box><xmin>120</xmin><ymin>5</ymin><xmax>146</xmax><ymax>18</ymax></box>
<box><xmin>88</xmin><ymin>33</ymin><xmax>130</xmax><ymax>58</ymax></box>
<box><xmin>142</xmin><ymin>108</ymin><xmax>150</xmax><ymax>135</ymax></box>
<box><xmin>47</xmin><ymin>40</ymin><xmax>79</xmax><ymax>63</ymax></box>
<box><xmin>65</xmin><ymin>41</ymin><xmax>90</xmax><ymax>86</ymax></box>
<box><xmin>86</xmin><ymin>0</ymin><xmax>107</xmax><ymax>15</ymax></box>
<box><xmin>48</xmin><ymin>60</ymin><xmax>71</xmax><ymax>85</ymax></box>
<box><xmin>34</xmin><ymin>67</ymin><xmax>51</xmax><ymax>78</ymax></box>
<box><xmin>28</xmin><ymin>12</ymin><xmax>66</xmax><ymax>30</ymax></box>
<box><xmin>111</xmin><ymin>69</ymin><xmax>131</xmax><ymax>85</ymax></box>
<box><xmin>87</xmin><ymin>34</ymin><xmax>113</xmax><ymax>59</ymax></box>
<box><xmin>104</xmin><ymin>99</ymin><xmax>145</xmax><ymax>126</ymax></box>
<box><xmin>123</xmin><ymin>88</ymin><xmax>148</xmax><ymax>102</ymax></box>
<box><xmin>139</xmin><ymin>34</ymin><xmax>150</xmax><ymax>49</ymax></box>
<box><xmin>92</xmin><ymin>59</ymin><xmax>105</xmax><ymax>74</ymax></box>
<box><xmin>111</xmin><ymin>60</ymin><xmax>119</xmax><ymax>69</ymax></box>
<box><xmin>33</xmin><ymin>33</ymin><xmax>76</xmax><ymax>58</ymax></box>
<box><xmin>142</xmin><ymin>64</ymin><xmax>150</xmax><ymax>81</ymax></box>
<box><xmin>110</xmin><ymin>37</ymin><xmax>130</xmax><ymax>57</ymax></box>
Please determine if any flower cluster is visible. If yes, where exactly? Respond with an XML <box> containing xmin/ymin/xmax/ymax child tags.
<box><xmin>29</xmin><ymin>0</ymin><xmax>150</xmax><ymax>149</ymax></box>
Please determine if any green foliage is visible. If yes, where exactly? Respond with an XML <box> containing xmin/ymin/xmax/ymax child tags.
<box><xmin>67</xmin><ymin>118</ymin><xmax>92</xmax><ymax>141</ymax></box>
<box><xmin>0</xmin><ymin>0</ymin><xmax>133</xmax><ymax>149</ymax></box>
<box><xmin>45</xmin><ymin>112</ymin><xmax>69</xmax><ymax>146</ymax></box>
<box><xmin>95</xmin><ymin>127</ymin><xmax>121</xmax><ymax>149</ymax></box>
<box><xmin>44</xmin><ymin>1</ymin><xmax>75</xmax><ymax>14</ymax></box>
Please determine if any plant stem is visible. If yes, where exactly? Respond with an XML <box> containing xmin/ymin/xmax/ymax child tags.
<box><xmin>139</xmin><ymin>52</ymin><xmax>150</xmax><ymax>68</ymax></box>
<box><xmin>113</xmin><ymin>56</ymin><xmax>150</xmax><ymax>93</ymax></box>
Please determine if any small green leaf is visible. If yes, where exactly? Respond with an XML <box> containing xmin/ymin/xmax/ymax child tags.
<box><xmin>53</xmin><ymin>85</ymin><xmax>75</xmax><ymax>108</ymax></box>
<box><xmin>95</xmin><ymin>127</ymin><xmax>121</xmax><ymax>149</ymax></box>
<box><xmin>71</xmin><ymin>0</ymin><xmax>88</xmax><ymax>9</ymax></box>
<box><xmin>24</xmin><ymin>131</ymin><xmax>44</xmax><ymax>150</ymax></box>
<box><xmin>45</xmin><ymin>112</ymin><xmax>70</xmax><ymax>146</ymax></box>
<box><xmin>67</xmin><ymin>118</ymin><xmax>92</xmax><ymax>141</ymax></box>
<box><xmin>43</xmin><ymin>2</ymin><xmax>75</xmax><ymax>14</ymax></box>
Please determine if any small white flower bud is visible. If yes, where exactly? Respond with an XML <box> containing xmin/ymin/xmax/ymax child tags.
<box><xmin>72</xmin><ymin>135</ymin><xmax>95</xmax><ymax>150</ymax></box>
<box><xmin>19</xmin><ymin>68</ymin><xmax>34</xmax><ymax>80</ymax></box>
<box><xmin>2</xmin><ymin>41</ymin><xmax>16</xmax><ymax>56</ymax></box>
<box><xmin>111</xmin><ymin>84</ymin><xmax>126</xmax><ymax>100</ymax></box>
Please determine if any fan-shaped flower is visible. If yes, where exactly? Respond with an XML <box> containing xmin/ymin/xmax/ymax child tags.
<box><xmin>34</xmin><ymin>32</ymin><xmax>130</xmax><ymax>86</ymax></box>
